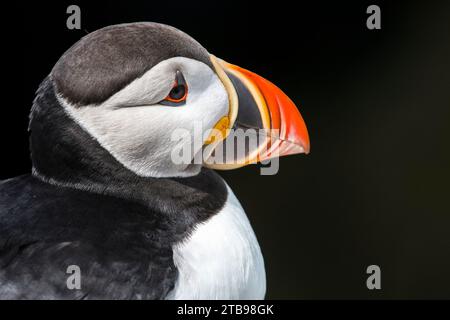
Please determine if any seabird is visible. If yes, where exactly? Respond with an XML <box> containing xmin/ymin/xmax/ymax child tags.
<box><xmin>0</xmin><ymin>22</ymin><xmax>309</xmax><ymax>299</ymax></box>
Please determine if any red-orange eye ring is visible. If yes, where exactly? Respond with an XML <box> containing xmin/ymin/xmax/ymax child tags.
<box><xmin>165</xmin><ymin>81</ymin><xmax>188</xmax><ymax>103</ymax></box>
<box><xmin>161</xmin><ymin>71</ymin><xmax>188</xmax><ymax>106</ymax></box>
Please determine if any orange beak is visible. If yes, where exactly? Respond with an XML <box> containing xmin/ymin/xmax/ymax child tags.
<box><xmin>204</xmin><ymin>56</ymin><xmax>310</xmax><ymax>170</ymax></box>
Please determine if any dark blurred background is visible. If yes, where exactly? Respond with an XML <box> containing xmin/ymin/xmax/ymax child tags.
<box><xmin>1</xmin><ymin>0</ymin><xmax>449</xmax><ymax>298</ymax></box>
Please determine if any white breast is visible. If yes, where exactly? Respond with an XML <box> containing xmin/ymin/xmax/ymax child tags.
<box><xmin>166</xmin><ymin>184</ymin><xmax>266</xmax><ymax>300</ymax></box>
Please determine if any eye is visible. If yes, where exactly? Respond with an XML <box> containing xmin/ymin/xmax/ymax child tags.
<box><xmin>160</xmin><ymin>71</ymin><xmax>188</xmax><ymax>106</ymax></box>
<box><xmin>167</xmin><ymin>83</ymin><xmax>187</xmax><ymax>102</ymax></box>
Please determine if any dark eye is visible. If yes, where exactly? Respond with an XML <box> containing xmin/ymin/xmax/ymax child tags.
<box><xmin>161</xmin><ymin>71</ymin><xmax>188</xmax><ymax>106</ymax></box>
<box><xmin>167</xmin><ymin>84</ymin><xmax>187</xmax><ymax>101</ymax></box>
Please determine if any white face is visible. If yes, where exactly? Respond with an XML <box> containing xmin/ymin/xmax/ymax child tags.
<box><xmin>57</xmin><ymin>57</ymin><xmax>229</xmax><ymax>178</ymax></box>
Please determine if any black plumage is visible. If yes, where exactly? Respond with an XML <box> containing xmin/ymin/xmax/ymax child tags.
<box><xmin>0</xmin><ymin>169</ymin><xmax>226</xmax><ymax>299</ymax></box>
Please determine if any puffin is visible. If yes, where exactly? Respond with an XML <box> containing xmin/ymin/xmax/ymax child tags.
<box><xmin>0</xmin><ymin>22</ymin><xmax>310</xmax><ymax>299</ymax></box>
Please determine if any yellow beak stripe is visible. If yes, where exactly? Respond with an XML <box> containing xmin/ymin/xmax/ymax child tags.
<box><xmin>204</xmin><ymin>55</ymin><xmax>239</xmax><ymax>145</ymax></box>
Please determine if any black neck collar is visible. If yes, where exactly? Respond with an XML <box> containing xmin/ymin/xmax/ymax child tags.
<box><xmin>29</xmin><ymin>77</ymin><xmax>227</xmax><ymax>217</ymax></box>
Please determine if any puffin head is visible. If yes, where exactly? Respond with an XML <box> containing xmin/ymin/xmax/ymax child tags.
<box><xmin>31</xmin><ymin>22</ymin><xmax>309</xmax><ymax>179</ymax></box>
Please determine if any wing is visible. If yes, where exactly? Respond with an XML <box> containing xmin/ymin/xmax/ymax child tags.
<box><xmin>0</xmin><ymin>175</ymin><xmax>177</xmax><ymax>299</ymax></box>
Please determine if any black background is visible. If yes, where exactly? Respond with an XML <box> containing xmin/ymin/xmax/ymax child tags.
<box><xmin>2</xmin><ymin>1</ymin><xmax>450</xmax><ymax>298</ymax></box>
